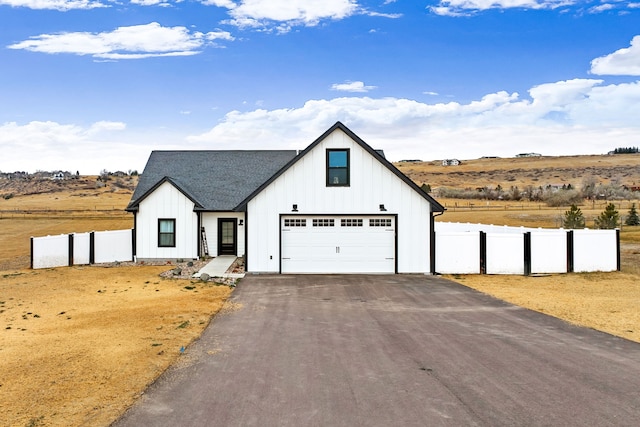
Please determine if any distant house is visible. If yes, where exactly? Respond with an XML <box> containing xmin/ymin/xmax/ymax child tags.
<box><xmin>515</xmin><ymin>153</ymin><xmax>542</xmax><ymax>158</ymax></box>
<box><xmin>52</xmin><ymin>172</ymin><xmax>65</xmax><ymax>180</ymax></box>
<box><xmin>442</xmin><ymin>159</ymin><xmax>461</xmax><ymax>166</ymax></box>
<box><xmin>126</xmin><ymin>122</ymin><xmax>445</xmax><ymax>274</ymax></box>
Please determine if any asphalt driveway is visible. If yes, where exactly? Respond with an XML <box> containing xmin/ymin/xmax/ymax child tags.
<box><xmin>114</xmin><ymin>275</ymin><xmax>640</xmax><ymax>426</ymax></box>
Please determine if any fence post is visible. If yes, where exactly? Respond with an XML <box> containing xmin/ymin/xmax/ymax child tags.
<box><xmin>566</xmin><ymin>230</ymin><xmax>574</xmax><ymax>273</ymax></box>
<box><xmin>131</xmin><ymin>228</ymin><xmax>136</xmax><ymax>262</ymax></box>
<box><xmin>479</xmin><ymin>231</ymin><xmax>486</xmax><ymax>274</ymax></box>
<box><xmin>616</xmin><ymin>229</ymin><xmax>621</xmax><ymax>272</ymax></box>
<box><xmin>89</xmin><ymin>232</ymin><xmax>95</xmax><ymax>264</ymax></box>
<box><xmin>68</xmin><ymin>234</ymin><xmax>74</xmax><ymax>267</ymax></box>
<box><xmin>523</xmin><ymin>232</ymin><xmax>531</xmax><ymax>276</ymax></box>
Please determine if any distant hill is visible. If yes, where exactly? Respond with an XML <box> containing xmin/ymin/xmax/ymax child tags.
<box><xmin>395</xmin><ymin>154</ymin><xmax>640</xmax><ymax>191</ymax></box>
<box><xmin>0</xmin><ymin>175</ymin><xmax>138</xmax><ymax>198</ymax></box>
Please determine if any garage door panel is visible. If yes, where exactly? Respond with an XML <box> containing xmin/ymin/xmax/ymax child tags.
<box><xmin>281</xmin><ymin>216</ymin><xmax>395</xmax><ymax>274</ymax></box>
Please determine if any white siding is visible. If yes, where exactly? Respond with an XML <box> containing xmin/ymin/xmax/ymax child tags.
<box><xmin>201</xmin><ymin>212</ymin><xmax>246</xmax><ymax>257</ymax></box>
<box><xmin>247</xmin><ymin>128</ymin><xmax>433</xmax><ymax>273</ymax></box>
<box><xmin>135</xmin><ymin>181</ymin><xmax>198</xmax><ymax>260</ymax></box>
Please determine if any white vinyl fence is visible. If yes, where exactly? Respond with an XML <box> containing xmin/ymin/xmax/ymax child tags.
<box><xmin>31</xmin><ymin>229</ymin><xmax>133</xmax><ymax>269</ymax></box>
<box><xmin>435</xmin><ymin>222</ymin><xmax>619</xmax><ymax>275</ymax></box>
<box><xmin>31</xmin><ymin>224</ymin><xmax>620</xmax><ymax>275</ymax></box>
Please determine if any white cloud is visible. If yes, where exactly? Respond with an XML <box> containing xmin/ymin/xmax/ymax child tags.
<box><xmin>364</xmin><ymin>11</ymin><xmax>402</xmax><ymax>18</ymax></box>
<box><xmin>423</xmin><ymin>91</ymin><xmax>439</xmax><ymax>96</ymax></box>
<box><xmin>203</xmin><ymin>0</ymin><xmax>236</xmax><ymax>6</ymax></box>
<box><xmin>0</xmin><ymin>0</ymin><xmax>105</xmax><ymax>10</ymax></box>
<box><xmin>86</xmin><ymin>121</ymin><xmax>127</xmax><ymax>135</ymax></box>
<box><xmin>187</xmin><ymin>78</ymin><xmax>640</xmax><ymax>161</ymax></box>
<box><xmin>591</xmin><ymin>35</ymin><xmax>640</xmax><ymax>76</ymax></box>
<box><xmin>130</xmin><ymin>0</ymin><xmax>173</xmax><ymax>6</ymax></box>
<box><xmin>589</xmin><ymin>3</ymin><xmax>615</xmax><ymax>13</ymax></box>
<box><xmin>217</xmin><ymin>0</ymin><xmax>358</xmax><ymax>30</ymax></box>
<box><xmin>5</xmin><ymin>80</ymin><xmax>639</xmax><ymax>173</ymax></box>
<box><xmin>207</xmin><ymin>0</ymin><xmax>398</xmax><ymax>32</ymax></box>
<box><xmin>7</xmin><ymin>23</ymin><xmax>234</xmax><ymax>60</ymax></box>
<box><xmin>331</xmin><ymin>81</ymin><xmax>377</xmax><ymax>92</ymax></box>
<box><xmin>0</xmin><ymin>121</ymin><xmax>146</xmax><ymax>174</ymax></box>
<box><xmin>428</xmin><ymin>0</ymin><xmax>574</xmax><ymax>16</ymax></box>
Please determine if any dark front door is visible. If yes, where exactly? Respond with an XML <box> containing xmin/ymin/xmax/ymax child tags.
<box><xmin>218</xmin><ymin>218</ymin><xmax>237</xmax><ymax>255</ymax></box>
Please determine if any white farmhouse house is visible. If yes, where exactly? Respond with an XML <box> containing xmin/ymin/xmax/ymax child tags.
<box><xmin>126</xmin><ymin>122</ymin><xmax>445</xmax><ymax>274</ymax></box>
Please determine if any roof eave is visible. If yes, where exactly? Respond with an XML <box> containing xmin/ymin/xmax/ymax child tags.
<box><xmin>128</xmin><ymin>176</ymin><xmax>204</xmax><ymax>211</ymax></box>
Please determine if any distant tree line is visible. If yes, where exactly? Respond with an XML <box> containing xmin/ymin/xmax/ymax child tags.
<box><xmin>435</xmin><ymin>175</ymin><xmax>639</xmax><ymax>207</ymax></box>
<box><xmin>611</xmin><ymin>147</ymin><xmax>639</xmax><ymax>154</ymax></box>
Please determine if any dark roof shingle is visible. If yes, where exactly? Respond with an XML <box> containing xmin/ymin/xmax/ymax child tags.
<box><xmin>127</xmin><ymin>150</ymin><xmax>297</xmax><ymax>212</ymax></box>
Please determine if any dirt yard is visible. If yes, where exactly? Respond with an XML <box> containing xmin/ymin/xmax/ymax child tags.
<box><xmin>0</xmin><ymin>263</ymin><xmax>232</xmax><ymax>427</ymax></box>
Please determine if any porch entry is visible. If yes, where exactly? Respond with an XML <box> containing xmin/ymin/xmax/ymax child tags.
<box><xmin>218</xmin><ymin>218</ymin><xmax>237</xmax><ymax>256</ymax></box>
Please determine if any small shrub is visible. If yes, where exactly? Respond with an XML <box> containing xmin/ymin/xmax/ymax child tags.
<box><xmin>177</xmin><ymin>321</ymin><xmax>190</xmax><ymax>329</ymax></box>
<box><xmin>626</xmin><ymin>203</ymin><xmax>640</xmax><ymax>226</ymax></box>
<box><xmin>563</xmin><ymin>204</ymin><xmax>586</xmax><ymax>229</ymax></box>
<box><xmin>595</xmin><ymin>203</ymin><xmax>620</xmax><ymax>229</ymax></box>
<box><xmin>544</xmin><ymin>189</ymin><xmax>582</xmax><ymax>207</ymax></box>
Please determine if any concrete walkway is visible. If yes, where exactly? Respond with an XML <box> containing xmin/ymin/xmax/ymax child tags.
<box><xmin>192</xmin><ymin>255</ymin><xmax>244</xmax><ymax>279</ymax></box>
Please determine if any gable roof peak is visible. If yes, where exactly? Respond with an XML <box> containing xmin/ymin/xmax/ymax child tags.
<box><xmin>236</xmin><ymin>121</ymin><xmax>445</xmax><ymax>212</ymax></box>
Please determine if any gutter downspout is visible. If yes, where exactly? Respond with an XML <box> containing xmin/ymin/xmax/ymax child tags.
<box><xmin>430</xmin><ymin>210</ymin><xmax>446</xmax><ymax>275</ymax></box>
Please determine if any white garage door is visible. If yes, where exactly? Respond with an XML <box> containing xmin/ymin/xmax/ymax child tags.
<box><xmin>281</xmin><ymin>216</ymin><xmax>396</xmax><ymax>274</ymax></box>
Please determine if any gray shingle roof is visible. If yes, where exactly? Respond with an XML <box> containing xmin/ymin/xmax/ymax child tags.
<box><xmin>126</xmin><ymin>150</ymin><xmax>298</xmax><ymax>212</ymax></box>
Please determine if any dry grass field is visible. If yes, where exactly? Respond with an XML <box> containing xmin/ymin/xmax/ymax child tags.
<box><xmin>0</xmin><ymin>178</ymin><xmax>233</xmax><ymax>427</ymax></box>
<box><xmin>1</xmin><ymin>156</ymin><xmax>640</xmax><ymax>426</ymax></box>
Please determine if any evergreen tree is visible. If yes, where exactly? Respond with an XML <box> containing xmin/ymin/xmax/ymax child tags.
<box><xmin>563</xmin><ymin>204</ymin><xmax>586</xmax><ymax>229</ymax></box>
<box><xmin>421</xmin><ymin>183</ymin><xmax>431</xmax><ymax>193</ymax></box>
<box><xmin>595</xmin><ymin>203</ymin><xmax>620</xmax><ymax>229</ymax></box>
<box><xmin>626</xmin><ymin>203</ymin><xmax>640</xmax><ymax>226</ymax></box>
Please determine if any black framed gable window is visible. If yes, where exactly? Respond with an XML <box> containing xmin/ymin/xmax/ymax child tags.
<box><xmin>326</xmin><ymin>149</ymin><xmax>350</xmax><ymax>186</ymax></box>
<box><xmin>158</xmin><ymin>218</ymin><xmax>176</xmax><ymax>247</ymax></box>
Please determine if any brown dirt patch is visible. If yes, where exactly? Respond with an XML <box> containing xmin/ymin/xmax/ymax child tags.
<box><xmin>0</xmin><ymin>264</ymin><xmax>233</xmax><ymax>427</ymax></box>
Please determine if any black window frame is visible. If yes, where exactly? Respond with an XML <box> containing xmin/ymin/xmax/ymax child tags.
<box><xmin>326</xmin><ymin>149</ymin><xmax>350</xmax><ymax>187</ymax></box>
<box><xmin>158</xmin><ymin>218</ymin><xmax>176</xmax><ymax>248</ymax></box>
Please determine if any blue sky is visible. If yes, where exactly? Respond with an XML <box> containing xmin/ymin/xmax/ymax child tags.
<box><xmin>1</xmin><ymin>0</ymin><xmax>639</xmax><ymax>174</ymax></box>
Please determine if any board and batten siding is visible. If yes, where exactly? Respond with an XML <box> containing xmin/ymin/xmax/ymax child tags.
<box><xmin>246</xmin><ymin>128</ymin><xmax>433</xmax><ymax>273</ymax></box>
<box><xmin>135</xmin><ymin>181</ymin><xmax>198</xmax><ymax>260</ymax></box>
<box><xmin>201</xmin><ymin>212</ymin><xmax>246</xmax><ymax>257</ymax></box>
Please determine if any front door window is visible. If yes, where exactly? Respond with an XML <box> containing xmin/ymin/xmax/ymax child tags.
<box><xmin>218</xmin><ymin>219</ymin><xmax>237</xmax><ymax>255</ymax></box>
